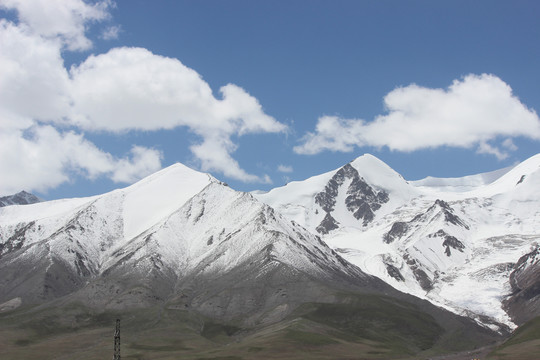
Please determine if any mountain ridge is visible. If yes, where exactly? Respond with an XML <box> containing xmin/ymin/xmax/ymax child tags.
<box><xmin>0</xmin><ymin>156</ymin><xmax>521</xmax><ymax>358</ymax></box>
<box><xmin>255</xmin><ymin>152</ymin><xmax>540</xmax><ymax>329</ymax></box>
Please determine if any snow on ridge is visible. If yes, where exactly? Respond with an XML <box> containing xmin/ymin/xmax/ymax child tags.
<box><xmin>255</xmin><ymin>154</ymin><xmax>420</xmax><ymax>234</ymax></box>
<box><xmin>476</xmin><ymin>153</ymin><xmax>540</xmax><ymax>197</ymax></box>
<box><xmin>350</xmin><ymin>154</ymin><xmax>407</xmax><ymax>190</ymax></box>
<box><xmin>398</xmin><ymin>154</ymin><xmax>540</xmax><ymax>202</ymax></box>
<box><xmin>254</xmin><ymin>169</ymin><xmax>335</xmax><ymax>227</ymax></box>
<box><xmin>254</xmin><ymin>152</ymin><xmax>540</xmax><ymax>329</ymax></box>
<box><xmin>411</xmin><ymin>166</ymin><xmax>514</xmax><ymax>193</ymax></box>
<box><xmin>349</xmin><ymin>154</ymin><xmax>419</xmax><ymax>207</ymax></box>
<box><xmin>0</xmin><ymin>195</ymin><xmax>98</xmax><ymax>226</ymax></box>
<box><xmin>120</xmin><ymin>162</ymin><xmax>215</xmax><ymax>240</ymax></box>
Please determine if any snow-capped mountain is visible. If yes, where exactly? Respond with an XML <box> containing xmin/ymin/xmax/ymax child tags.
<box><xmin>0</xmin><ymin>157</ymin><xmax>515</xmax><ymax>358</ymax></box>
<box><xmin>0</xmin><ymin>191</ymin><xmax>41</xmax><ymax>207</ymax></box>
<box><xmin>0</xmin><ymin>162</ymin><xmax>386</xmax><ymax>326</ymax></box>
<box><xmin>255</xmin><ymin>153</ymin><xmax>540</xmax><ymax>329</ymax></box>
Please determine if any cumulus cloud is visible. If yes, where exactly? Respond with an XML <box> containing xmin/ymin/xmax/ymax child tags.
<box><xmin>0</xmin><ymin>19</ymin><xmax>71</xmax><ymax>125</ymax></box>
<box><xmin>111</xmin><ymin>146</ymin><xmax>163</xmax><ymax>183</ymax></box>
<box><xmin>69</xmin><ymin>47</ymin><xmax>287</xmax><ymax>182</ymax></box>
<box><xmin>277</xmin><ymin>164</ymin><xmax>293</xmax><ymax>173</ymax></box>
<box><xmin>0</xmin><ymin>0</ymin><xmax>286</xmax><ymax>194</ymax></box>
<box><xmin>0</xmin><ymin>1</ymin><xmax>157</xmax><ymax>195</ymax></box>
<box><xmin>0</xmin><ymin>125</ymin><xmax>161</xmax><ymax>194</ymax></box>
<box><xmin>0</xmin><ymin>0</ymin><xmax>112</xmax><ymax>51</ymax></box>
<box><xmin>69</xmin><ymin>48</ymin><xmax>285</xmax><ymax>134</ymax></box>
<box><xmin>190</xmin><ymin>135</ymin><xmax>262</xmax><ymax>183</ymax></box>
<box><xmin>295</xmin><ymin>74</ymin><xmax>540</xmax><ymax>159</ymax></box>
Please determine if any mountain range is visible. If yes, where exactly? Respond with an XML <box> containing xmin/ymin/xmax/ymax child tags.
<box><xmin>256</xmin><ymin>154</ymin><xmax>540</xmax><ymax>330</ymax></box>
<box><xmin>1</xmin><ymin>155</ymin><xmax>539</xmax><ymax>359</ymax></box>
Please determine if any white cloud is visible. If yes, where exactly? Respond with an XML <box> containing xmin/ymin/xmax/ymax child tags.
<box><xmin>0</xmin><ymin>19</ymin><xmax>71</xmax><ymax>125</ymax></box>
<box><xmin>502</xmin><ymin>138</ymin><xmax>518</xmax><ymax>151</ymax></box>
<box><xmin>69</xmin><ymin>47</ymin><xmax>287</xmax><ymax>182</ymax></box>
<box><xmin>294</xmin><ymin>116</ymin><xmax>364</xmax><ymax>155</ymax></box>
<box><xmin>0</xmin><ymin>0</ymin><xmax>112</xmax><ymax>51</ymax></box>
<box><xmin>69</xmin><ymin>47</ymin><xmax>286</xmax><ymax>136</ymax></box>
<box><xmin>295</xmin><ymin>74</ymin><xmax>540</xmax><ymax>159</ymax></box>
<box><xmin>111</xmin><ymin>146</ymin><xmax>162</xmax><ymax>183</ymax></box>
<box><xmin>0</xmin><ymin>2</ymin><xmax>287</xmax><ymax>193</ymax></box>
<box><xmin>190</xmin><ymin>135</ymin><xmax>263</xmax><ymax>183</ymax></box>
<box><xmin>101</xmin><ymin>24</ymin><xmax>120</xmax><ymax>40</ymax></box>
<box><xmin>277</xmin><ymin>164</ymin><xmax>293</xmax><ymax>173</ymax></box>
<box><xmin>477</xmin><ymin>142</ymin><xmax>509</xmax><ymax>160</ymax></box>
<box><xmin>0</xmin><ymin>9</ymin><xmax>162</xmax><ymax>195</ymax></box>
<box><xmin>0</xmin><ymin>125</ymin><xmax>162</xmax><ymax>194</ymax></box>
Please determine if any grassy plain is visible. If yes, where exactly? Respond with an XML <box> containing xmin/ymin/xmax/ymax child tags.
<box><xmin>0</xmin><ymin>294</ymin><xmax>522</xmax><ymax>360</ymax></box>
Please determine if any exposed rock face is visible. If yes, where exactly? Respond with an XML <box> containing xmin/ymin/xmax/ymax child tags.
<box><xmin>0</xmin><ymin>221</ymin><xmax>36</xmax><ymax>257</ymax></box>
<box><xmin>0</xmin><ymin>191</ymin><xmax>41</xmax><ymax>207</ymax></box>
<box><xmin>404</xmin><ymin>253</ymin><xmax>433</xmax><ymax>291</ymax></box>
<box><xmin>315</xmin><ymin>163</ymin><xmax>389</xmax><ymax>233</ymax></box>
<box><xmin>385</xmin><ymin>263</ymin><xmax>405</xmax><ymax>282</ymax></box>
<box><xmin>384</xmin><ymin>222</ymin><xmax>408</xmax><ymax>244</ymax></box>
<box><xmin>384</xmin><ymin>200</ymin><xmax>468</xmax><ymax>245</ymax></box>
<box><xmin>431</xmin><ymin>200</ymin><xmax>470</xmax><ymax>230</ymax></box>
<box><xmin>381</xmin><ymin>200</ymin><xmax>470</xmax><ymax>292</ymax></box>
<box><xmin>316</xmin><ymin>213</ymin><xmax>340</xmax><ymax>235</ymax></box>
<box><xmin>504</xmin><ymin>247</ymin><xmax>540</xmax><ymax>325</ymax></box>
<box><xmin>429</xmin><ymin>229</ymin><xmax>465</xmax><ymax>257</ymax></box>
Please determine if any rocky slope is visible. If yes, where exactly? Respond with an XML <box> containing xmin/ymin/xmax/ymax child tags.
<box><xmin>0</xmin><ymin>163</ymin><xmax>382</xmax><ymax>327</ymax></box>
<box><xmin>0</xmin><ymin>161</ymin><xmax>504</xmax><ymax>359</ymax></box>
<box><xmin>255</xmin><ymin>153</ymin><xmax>540</xmax><ymax>329</ymax></box>
<box><xmin>504</xmin><ymin>246</ymin><xmax>540</xmax><ymax>325</ymax></box>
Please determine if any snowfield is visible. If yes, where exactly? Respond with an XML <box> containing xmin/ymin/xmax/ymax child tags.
<box><xmin>255</xmin><ymin>153</ymin><xmax>540</xmax><ymax>329</ymax></box>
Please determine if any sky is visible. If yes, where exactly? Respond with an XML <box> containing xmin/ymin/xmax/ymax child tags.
<box><xmin>1</xmin><ymin>0</ymin><xmax>540</xmax><ymax>200</ymax></box>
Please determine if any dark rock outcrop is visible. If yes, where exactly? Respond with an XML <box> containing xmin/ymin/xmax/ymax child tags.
<box><xmin>385</xmin><ymin>263</ymin><xmax>405</xmax><ymax>282</ymax></box>
<box><xmin>384</xmin><ymin>221</ymin><xmax>409</xmax><ymax>244</ymax></box>
<box><xmin>504</xmin><ymin>246</ymin><xmax>540</xmax><ymax>325</ymax></box>
<box><xmin>316</xmin><ymin>213</ymin><xmax>340</xmax><ymax>234</ymax></box>
<box><xmin>315</xmin><ymin>163</ymin><xmax>389</xmax><ymax>233</ymax></box>
<box><xmin>431</xmin><ymin>200</ymin><xmax>470</xmax><ymax>229</ymax></box>
<box><xmin>404</xmin><ymin>253</ymin><xmax>433</xmax><ymax>291</ymax></box>
<box><xmin>428</xmin><ymin>229</ymin><xmax>465</xmax><ymax>257</ymax></box>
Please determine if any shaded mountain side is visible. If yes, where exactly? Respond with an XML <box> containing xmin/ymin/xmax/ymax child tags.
<box><xmin>503</xmin><ymin>247</ymin><xmax>540</xmax><ymax>325</ymax></box>
<box><xmin>0</xmin><ymin>179</ymin><xmax>381</xmax><ymax>327</ymax></box>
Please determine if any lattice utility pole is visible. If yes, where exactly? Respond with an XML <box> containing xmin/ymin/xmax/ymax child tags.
<box><xmin>113</xmin><ymin>318</ymin><xmax>121</xmax><ymax>360</ymax></box>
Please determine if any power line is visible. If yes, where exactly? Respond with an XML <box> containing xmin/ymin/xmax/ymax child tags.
<box><xmin>113</xmin><ymin>318</ymin><xmax>120</xmax><ymax>360</ymax></box>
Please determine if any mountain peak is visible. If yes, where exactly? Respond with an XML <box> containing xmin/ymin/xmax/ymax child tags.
<box><xmin>347</xmin><ymin>154</ymin><xmax>418</xmax><ymax>203</ymax></box>
<box><xmin>128</xmin><ymin>162</ymin><xmax>214</xmax><ymax>187</ymax></box>
<box><xmin>0</xmin><ymin>191</ymin><xmax>41</xmax><ymax>207</ymax></box>
<box><xmin>349</xmin><ymin>153</ymin><xmax>389</xmax><ymax>171</ymax></box>
<box><xmin>117</xmin><ymin>162</ymin><xmax>215</xmax><ymax>240</ymax></box>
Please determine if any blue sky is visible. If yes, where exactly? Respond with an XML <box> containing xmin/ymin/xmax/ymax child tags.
<box><xmin>1</xmin><ymin>0</ymin><xmax>539</xmax><ymax>200</ymax></box>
